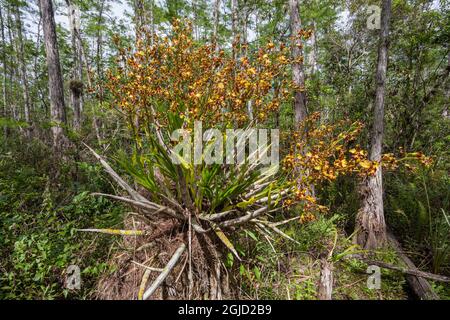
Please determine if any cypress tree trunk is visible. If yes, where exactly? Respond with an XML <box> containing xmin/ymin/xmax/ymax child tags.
<box><xmin>355</xmin><ymin>0</ymin><xmax>392</xmax><ymax>250</ymax></box>
<box><xmin>39</xmin><ymin>0</ymin><xmax>67</xmax><ymax>151</ymax></box>
<box><xmin>212</xmin><ymin>0</ymin><xmax>220</xmax><ymax>50</ymax></box>
<box><xmin>13</xmin><ymin>5</ymin><xmax>31</xmax><ymax>137</ymax></box>
<box><xmin>0</xmin><ymin>6</ymin><xmax>7</xmax><ymax>136</ymax></box>
<box><xmin>6</xmin><ymin>5</ymin><xmax>18</xmax><ymax>122</ymax></box>
<box><xmin>289</xmin><ymin>0</ymin><xmax>315</xmax><ymax>199</ymax></box>
<box><xmin>66</xmin><ymin>0</ymin><xmax>83</xmax><ymax>131</ymax></box>
<box><xmin>289</xmin><ymin>0</ymin><xmax>307</xmax><ymax>126</ymax></box>
<box><xmin>308</xmin><ymin>20</ymin><xmax>317</xmax><ymax>75</ymax></box>
<box><xmin>133</xmin><ymin>0</ymin><xmax>146</xmax><ymax>39</ymax></box>
<box><xmin>150</xmin><ymin>0</ymin><xmax>154</xmax><ymax>45</ymax></box>
<box><xmin>231</xmin><ymin>0</ymin><xmax>238</xmax><ymax>60</ymax></box>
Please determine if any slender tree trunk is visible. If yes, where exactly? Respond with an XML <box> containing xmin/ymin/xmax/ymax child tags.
<box><xmin>242</xmin><ymin>10</ymin><xmax>248</xmax><ymax>55</ymax></box>
<box><xmin>6</xmin><ymin>5</ymin><xmax>18</xmax><ymax>121</ymax></box>
<box><xmin>14</xmin><ymin>4</ymin><xmax>31</xmax><ymax>137</ymax></box>
<box><xmin>240</xmin><ymin>7</ymin><xmax>253</xmax><ymax>121</ymax></box>
<box><xmin>39</xmin><ymin>0</ymin><xmax>67</xmax><ymax>151</ymax></box>
<box><xmin>34</xmin><ymin>11</ymin><xmax>42</xmax><ymax>84</ymax></box>
<box><xmin>289</xmin><ymin>0</ymin><xmax>315</xmax><ymax>197</ymax></box>
<box><xmin>231</xmin><ymin>0</ymin><xmax>238</xmax><ymax>60</ymax></box>
<box><xmin>66</xmin><ymin>0</ymin><xmax>83</xmax><ymax>131</ymax></box>
<box><xmin>212</xmin><ymin>0</ymin><xmax>220</xmax><ymax>50</ymax></box>
<box><xmin>149</xmin><ymin>0</ymin><xmax>154</xmax><ymax>45</ymax></box>
<box><xmin>192</xmin><ymin>0</ymin><xmax>199</xmax><ymax>40</ymax></box>
<box><xmin>308</xmin><ymin>20</ymin><xmax>317</xmax><ymax>75</ymax></box>
<box><xmin>443</xmin><ymin>53</ymin><xmax>450</xmax><ymax>119</ymax></box>
<box><xmin>133</xmin><ymin>0</ymin><xmax>145</xmax><ymax>39</ymax></box>
<box><xmin>93</xmin><ymin>0</ymin><xmax>106</xmax><ymax>146</ymax></box>
<box><xmin>0</xmin><ymin>6</ymin><xmax>7</xmax><ymax>126</ymax></box>
<box><xmin>289</xmin><ymin>0</ymin><xmax>307</xmax><ymax>126</ymax></box>
<box><xmin>96</xmin><ymin>0</ymin><xmax>105</xmax><ymax>81</ymax></box>
<box><xmin>355</xmin><ymin>0</ymin><xmax>392</xmax><ymax>250</ymax></box>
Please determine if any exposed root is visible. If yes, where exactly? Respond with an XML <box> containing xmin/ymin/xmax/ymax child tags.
<box><xmin>95</xmin><ymin>216</ymin><xmax>234</xmax><ymax>300</ymax></box>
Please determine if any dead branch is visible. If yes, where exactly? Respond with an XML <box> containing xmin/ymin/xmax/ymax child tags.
<box><xmin>387</xmin><ymin>232</ymin><xmax>440</xmax><ymax>300</ymax></box>
<box><xmin>199</xmin><ymin>210</ymin><xmax>236</xmax><ymax>221</ymax></box>
<box><xmin>255</xmin><ymin>220</ymin><xmax>299</xmax><ymax>244</ymax></box>
<box><xmin>132</xmin><ymin>260</ymin><xmax>164</xmax><ymax>273</ymax></box>
<box><xmin>91</xmin><ymin>192</ymin><xmax>183</xmax><ymax>219</ymax></box>
<box><xmin>84</xmin><ymin>143</ymin><xmax>149</xmax><ymax>203</ymax></box>
<box><xmin>218</xmin><ymin>206</ymin><xmax>282</xmax><ymax>228</ymax></box>
<box><xmin>142</xmin><ymin>243</ymin><xmax>186</xmax><ymax>300</ymax></box>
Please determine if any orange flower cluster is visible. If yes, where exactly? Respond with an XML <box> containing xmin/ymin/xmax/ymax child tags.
<box><xmin>283</xmin><ymin>113</ymin><xmax>378</xmax><ymax>182</ymax></box>
<box><xmin>382</xmin><ymin>151</ymin><xmax>433</xmax><ymax>171</ymax></box>
<box><xmin>106</xmin><ymin>19</ymin><xmax>292</xmax><ymax>130</ymax></box>
<box><xmin>290</xmin><ymin>28</ymin><xmax>313</xmax><ymax>56</ymax></box>
<box><xmin>282</xmin><ymin>113</ymin><xmax>433</xmax><ymax>217</ymax></box>
<box><xmin>299</xmin><ymin>212</ymin><xmax>316</xmax><ymax>224</ymax></box>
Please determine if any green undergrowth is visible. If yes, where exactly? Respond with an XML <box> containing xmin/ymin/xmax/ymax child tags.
<box><xmin>0</xmin><ymin>136</ymin><xmax>123</xmax><ymax>299</ymax></box>
<box><xmin>233</xmin><ymin>214</ymin><xmax>423</xmax><ymax>300</ymax></box>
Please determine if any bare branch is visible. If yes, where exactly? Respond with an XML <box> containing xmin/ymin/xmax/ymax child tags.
<box><xmin>132</xmin><ymin>260</ymin><xmax>164</xmax><ymax>273</ymax></box>
<box><xmin>91</xmin><ymin>192</ymin><xmax>184</xmax><ymax>220</ymax></box>
<box><xmin>218</xmin><ymin>206</ymin><xmax>281</xmax><ymax>228</ymax></box>
<box><xmin>143</xmin><ymin>243</ymin><xmax>186</xmax><ymax>300</ymax></box>
<box><xmin>199</xmin><ymin>210</ymin><xmax>236</xmax><ymax>221</ymax></box>
<box><xmin>84</xmin><ymin>143</ymin><xmax>149</xmax><ymax>203</ymax></box>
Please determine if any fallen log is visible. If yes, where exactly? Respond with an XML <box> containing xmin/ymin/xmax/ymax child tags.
<box><xmin>386</xmin><ymin>232</ymin><xmax>440</xmax><ymax>300</ymax></box>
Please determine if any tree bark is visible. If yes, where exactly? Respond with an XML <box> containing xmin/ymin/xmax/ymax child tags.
<box><xmin>133</xmin><ymin>0</ymin><xmax>146</xmax><ymax>39</ymax></box>
<box><xmin>355</xmin><ymin>0</ymin><xmax>391</xmax><ymax>250</ymax></box>
<box><xmin>317</xmin><ymin>258</ymin><xmax>333</xmax><ymax>300</ymax></box>
<box><xmin>231</xmin><ymin>0</ymin><xmax>238</xmax><ymax>60</ymax></box>
<box><xmin>33</xmin><ymin>9</ymin><xmax>42</xmax><ymax>86</ymax></box>
<box><xmin>289</xmin><ymin>0</ymin><xmax>314</xmax><ymax>197</ymax></box>
<box><xmin>289</xmin><ymin>0</ymin><xmax>307</xmax><ymax>126</ymax></box>
<box><xmin>39</xmin><ymin>0</ymin><xmax>67</xmax><ymax>151</ymax></box>
<box><xmin>66</xmin><ymin>0</ymin><xmax>83</xmax><ymax>131</ymax></box>
<box><xmin>6</xmin><ymin>5</ymin><xmax>18</xmax><ymax>121</ymax></box>
<box><xmin>149</xmin><ymin>0</ymin><xmax>154</xmax><ymax>45</ymax></box>
<box><xmin>308</xmin><ymin>20</ymin><xmax>317</xmax><ymax>75</ymax></box>
<box><xmin>92</xmin><ymin>0</ymin><xmax>106</xmax><ymax>147</ymax></box>
<box><xmin>212</xmin><ymin>0</ymin><xmax>220</xmax><ymax>50</ymax></box>
<box><xmin>0</xmin><ymin>6</ymin><xmax>7</xmax><ymax>126</ymax></box>
<box><xmin>192</xmin><ymin>0</ymin><xmax>199</xmax><ymax>40</ymax></box>
<box><xmin>96</xmin><ymin>0</ymin><xmax>105</xmax><ymax>82</ymax></box>
<box><xmin>13</xmin><ymin>4</ymin><xmax>31</xmax><ymax>137</ymax></box>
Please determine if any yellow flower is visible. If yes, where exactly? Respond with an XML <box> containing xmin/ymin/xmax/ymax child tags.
<box><xmin>248</xmin><ymin>67</ymin><xmax>257</xmax><ymax>75</ymax></box>
<box><xmin>359</xmin><ymin>160</ymin><xmax>372</xmax><ymax>169</ymax></box>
